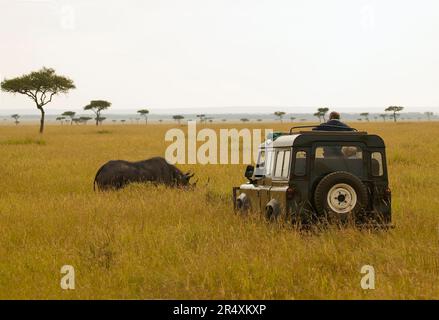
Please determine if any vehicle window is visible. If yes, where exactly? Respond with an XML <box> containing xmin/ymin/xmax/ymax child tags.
<box><xmin>315</xmin><ymin>146</ymin><xmax>362</xmax><ymax>159</ymax></box>
<box><xmin>314</xmin><ymin>146</ymin><xmax>364</xmax><ymax>176</ymax></box>
<box><xmin>371</xmin><ymin>152</ymin><xmax>383</xmax><ymax>176</ymax></box>
<box><xmin>294</xmin><ymin>151</ymin><xmax>307</xmax><ymax>176</ymax></box>
<box><xmin>265</xmin><ymin>150</ymin><xmax>275</xmax><ymax>177</ymax></box>
<box><xmin>274</xmin><ymin>151</ymin><xmax>285</xmax><ymax>177</ymax></box>
<box><xmin>257</xmin><ymin>151</ymin><xmax>265</xmax><ymax>168</ymax></box>
<box><xmin>282</xmin><ymin>150</ymin><xmax>291</xmax><ymax>178</ymax></box>
<box><xmin>254</xmin><ymin>150</ymin><xmax>266</xmax><ymax>177</ymax></box>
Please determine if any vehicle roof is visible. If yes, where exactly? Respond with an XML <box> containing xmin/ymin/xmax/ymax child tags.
<box><xmin>267</xmin><ymin>131</ymin><xmax>385</xmax><ymax>148</ymax></box>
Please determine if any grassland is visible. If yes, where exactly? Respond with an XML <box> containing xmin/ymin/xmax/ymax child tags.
<box><xmin>0</xmin><ymin>122</ymin><xmax>438</xmax><ymax>299</ymax></box>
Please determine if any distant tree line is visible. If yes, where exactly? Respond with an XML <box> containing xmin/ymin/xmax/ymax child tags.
<box><xmin>0</xmin><ymin>67</ymin><xmax>436</xmax><ymax>129</ymax></box>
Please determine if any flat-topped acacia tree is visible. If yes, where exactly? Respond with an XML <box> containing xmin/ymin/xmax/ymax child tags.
<box><xmin>137</xmin><ymin>109</ymin><xmax>149</xmax><ymax>124</ymax></box>
<box><xmin>84</xmin><ymin>100</ymin><xmax>111</xmax><ymax>126</ymax></box>
<box><xmin>173</xmin><ymin>115</ymin><xmax>184</xmax><ymax>125</ymax></box>
<box><xmin>425</xmin><ymin>111</ymin><xmax>434</xmax><ymax>121</ymax></box>
<box><xmin>1</xmin><ymin>67</ymin><xmax>75</xmax><ymax>133</ymax></box>
<box><xmin>314</xmin><ymin>111</ymin><xmax>323</xmax><ymax>123</ymax></box>
<box><xmin>360</xmin><ymin>112</ymin><xmax>370</xmax><ymax>122</ymax></box>
<box><xmin>317</xmin><ymin>107</ymin><xmax>329</xmax><ymax>121</ymax></box>
<box><xmin>274</xmin><ymin>111</ymin><xmax>285</xmax><ymax>123</ymax></box>
<box><xmin>385</xmin><ymin>106</ymin><xmax>404</xmax><ymax>122</ymax></box>
<box><xmin>97</xmin><ymin>117</ymin><xmax>107</xmax><ymax>125</ymax></box>
<box><xmin>11</xmin><ymin>114</ymin><xmax>20</xmax><ymax>125</ymax></box>
<box><xmin>79</xmin><ymin>116</ymin><xmax>92</xmax><ymax>125</ymax></box>
<box><xmin>196</xmin><ymin>114</ymin><xmax>206</xmax><ymax>123</ymax></box>
<box><xmin>62</xmin><ymin>111</ymin><xmax>76</xmax><ymax>125</ymax></box>
<box><xmin>56</xmin><ymin>116</ymin><xmax>66</xmax><ymax>125</ymax></box>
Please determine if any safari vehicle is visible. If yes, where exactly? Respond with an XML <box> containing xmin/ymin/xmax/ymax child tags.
<box><xmin>232</xmin><ymin>126</ymin><xmax>392</xmax><ymax>227</ymax></box>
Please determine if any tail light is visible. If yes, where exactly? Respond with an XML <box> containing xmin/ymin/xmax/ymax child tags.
<box><xmin>286</xmin><ymin>187</ymin><xmax>295</xmax><ymax>200</ymax></box>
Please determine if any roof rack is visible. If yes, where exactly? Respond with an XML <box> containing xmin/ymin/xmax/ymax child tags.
<box><xmin>289</xmin><ymin>125</ymin><xmax>358</xmax><ymax>134</ymax></box>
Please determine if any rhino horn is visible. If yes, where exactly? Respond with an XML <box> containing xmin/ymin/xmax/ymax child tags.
<box><xmin>185</xmin><ymin>171</ymin><xmax>195</xmax><ymax>178</ymax></box>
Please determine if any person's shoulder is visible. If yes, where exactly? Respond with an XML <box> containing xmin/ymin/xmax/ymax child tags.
<box><xmin>312</xmin><ymin>124</ymin><xmax>325</xmax><ymax>131</ymax></box>
<box><xmin>331</xmin><ymin>119</ymin><xmax>351</xmax><ymax>127</ymax></box>
<box><xmin>327</xmin><ymin>119</ymin><xmax>343</xmax><ymax>125</ymax></box>
<box><xmin>338</xmin><ymin>122</ymin><xmax>354</xmax><ymax>131</ymax></box>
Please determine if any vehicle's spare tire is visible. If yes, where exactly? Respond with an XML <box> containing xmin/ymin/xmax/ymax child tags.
<box><xmin>314</xmin><ymin>171</ymin><xmax>368</xmax><ymax>224</ymax></box>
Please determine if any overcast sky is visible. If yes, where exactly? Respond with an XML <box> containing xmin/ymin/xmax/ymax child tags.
<box><xmin>1</xmin><ymin>0</ymin><xmax>438</xmax><ymax>114</ymax></box>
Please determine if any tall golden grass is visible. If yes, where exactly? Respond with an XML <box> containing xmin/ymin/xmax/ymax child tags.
<box><xmin>0</xmin><ymin>122</ymin><xmax>438</xmax><ymax>299</ymax></box>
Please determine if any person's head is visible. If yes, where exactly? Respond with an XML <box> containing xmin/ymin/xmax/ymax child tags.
<box><xmin>329</xmin><ymin>111</ymin><xmax>341</xmax><ymax>120</ymax></box>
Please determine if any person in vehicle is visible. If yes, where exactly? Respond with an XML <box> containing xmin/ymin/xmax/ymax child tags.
<box><xmin>313</xmin><ymin>111</ymin><xmax>354</xmax><ymax>131</ymax></box>
<box><xmin>313</xmin><ymin>111</ymin><xmax>354</xmax><ymax>157</ymax></box>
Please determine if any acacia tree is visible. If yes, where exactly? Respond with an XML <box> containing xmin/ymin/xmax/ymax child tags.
<box><xmin>56</xmin><ymin>116</ymin><xmax>66</xmax><ymax>125</ymax></box>
<box><xmin>274</xmin><ymin>111</ymin><xmax>285</xmax><ymax>123</ymax></box>
<box><xmin>1</xmin><ymin>67</ymin><xmax>75</xmax><ymax>133</ymax></box>
<box><xmin>79</xmin><ymin>116</ymin><xmax>92</xmax><ymax>125</ymax></box>
<box><xmin>196</xmin><ymin>114</ymin><xmax>206</xmax><ymax>123</ymax></box>
<box><xmin>314</xmin><ymin>111</ymin><xmax>323</xmax><ymax>123</ymax></box>
<box><xmin>11</xmin><ymin>114</ymin><xmax>20</xmax><ymax>125</ymax></box>
<box><xmin>137</xmin><ymin>109</ymin><xmax>149</xmax><ymax>124</ymax></box>
<box><xmin>380</xmin><ymin>114</ymin><xmax>387</xmax><ymax>122</ymax></box>
<box><xmin>425</xmin><ymin>111</ymin><xmax>434</xmax><ymax>121</ymax></box>
<box><xmin>62</xmin><ymin>111</ymin><xmax>76</xmax><ymax>125</ymax></box>
<box><xmin>318</xmin><ymin>107</ymin><xmax>329</xmax><ymax>121</ymax></box>
<box><xmin>240</xmin><ymin>118</ymin><xmax>249</xmax><ymax>123</ymax></box>
<box><xmin>84</xmin><ymin>100</ymin><xmax>111</xmax><ymax>126</ymax></box>
<box><xmin>360</xmin><ymin>112</ymin><xmax>370</xmax><ymax>122</ymax></box>
<box><xmin>173</xmin><ymin>115</ymin><xmax>184</xmax><ymax>125</ymax></box>
<box><xmin>97</xmin><ymin>117</ymin><xmax>107</xmax><ymax>125</ymax></box>
<box><xmin>385</xmin><ymin>106</ymin><xmax>404</xmax><ymax>122</ymax></box>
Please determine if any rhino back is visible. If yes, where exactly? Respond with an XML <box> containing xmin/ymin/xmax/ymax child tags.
<box><xmin>134</xmin><ymin>157</ymin><xmax>181</xmax><ymax>184</ymax></box>
<box><xmin>95</xmin><ymin>160</ymin><xmax>141</xmax><ymax>189</ymax></box>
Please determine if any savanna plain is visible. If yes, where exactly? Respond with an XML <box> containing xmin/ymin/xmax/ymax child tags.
<box><xmin>0</xmin><ymin>122</ymin><xmax>438</xmax><ymax>299</ymax></box>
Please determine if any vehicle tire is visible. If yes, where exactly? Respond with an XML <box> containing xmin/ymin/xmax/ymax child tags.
<box><xmin>265</xmin><ymin>199</ymin><xmax>281</xmax><ymax>221</ymax></box>
<box><xmin>236</xmin><ymin>193</ymin><xmax>250</xmax><ymax>214</ymax></box>
<box><xmin>314</xmin><ymin>171</ymin><xmax>368</xmax><ymax>224</ymax></box>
